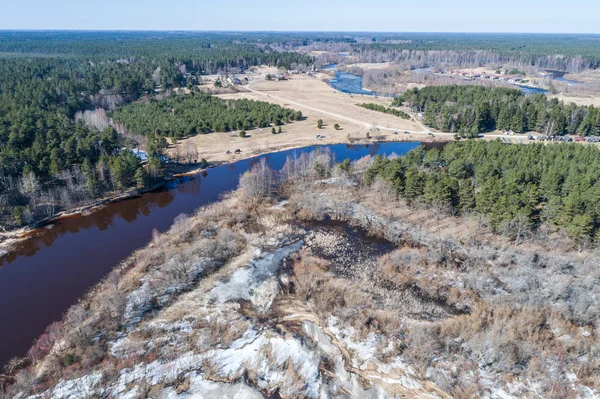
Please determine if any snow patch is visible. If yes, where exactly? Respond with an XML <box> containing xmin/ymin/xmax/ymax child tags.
<box><xmin>209</xmin><ymin>240</ymin><xmax>303</xmax><ymax>304</ymax></box>
<box><xmin>37</xmin><ymin>372</ymin><xmax>103</xmax><ymax>399</ymax></box>
<box><xmin>164</xmin><ymin>372</ymin><xmax>264</xmax><ymax>398</ymax></box>
<box><xmin>251</xmin><ymin>276</ymin><xmax>279</xmax><ymax>311</ymax></box>
<box><xmin>201</xmin><ymin>326</ymin><xmax>321</xmax><ymax>397</ymax></box>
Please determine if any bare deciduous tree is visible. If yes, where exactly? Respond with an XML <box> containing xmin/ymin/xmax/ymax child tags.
<box><xmin>238</xmin><ymin>158</ymin><xmax>274</xmax><ymax>202</ymax></box>
<box><xmin>183</xmin><ymin>140</ymin><xmax>198</xmax><ymax>164</ymax></box>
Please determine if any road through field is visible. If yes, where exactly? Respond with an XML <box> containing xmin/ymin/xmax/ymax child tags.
<box><xmin>245</xmin><ymin>80</ymin><xmax>437</xmax><ymax>135</ymax></box>
<box><xmin>245</xmin><ymin>80</ymin><xmax>531</xmax><ymax>141</ymax></box>
<box><xmin>177</xmin><ymin>72</ymin><xmax>537</xmax><ymax>165</ymax></box>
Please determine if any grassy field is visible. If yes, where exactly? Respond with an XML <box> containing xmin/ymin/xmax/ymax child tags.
<box><xmin>169</xmin><ymin>68</ymin><xmax>433</xmax><ymax>164</ymax></box>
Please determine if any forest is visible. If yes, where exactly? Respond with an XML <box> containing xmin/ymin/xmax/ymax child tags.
<box><xmin>0</xmin><ymin>31</ymin><xmax>314</xmax><ymax>71</ymax></box>
<box><xmin>393</xmin><ymin>85</ymin><xmax>600</xmax><ymax>137</ymax></box>
<box><xmin>298</xmin><ymin>33</ymin><xmax>600</xmax><ymax>73</ymax></box>
<box><xmin>357</xmin><ymin>103</ymin><xmax>411</xmax><ymax>119</ymax></box>
<box><xmin>0</xmin><ymin>31</ymin><xmax>312</xmax><ymax>230</ymax></box>
<box><xmin>365</xmin><ymin>140</ymin><xmax>600</xmax><ymax>247</ymax></box>
<box><xmin>2</xmin><ymin>30</ymin><xmax>600</xmax><ymax>231</ymax></box>
<box><xmin>110</xmin><ymin>93</ymin><xmax>302</xmax><ymax>138</ymax></box>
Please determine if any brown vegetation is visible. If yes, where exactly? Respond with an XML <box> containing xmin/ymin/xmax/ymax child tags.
<box><xmin>4</xmin><ymin>151</ymin><xmax>599</xmax><ymax>399</ymax></box>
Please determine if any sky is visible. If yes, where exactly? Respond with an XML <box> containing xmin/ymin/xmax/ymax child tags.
<box><xmin>1</xmin><ymin>0</ymin><xmax>599</xmax><ymax>33</ymax></box>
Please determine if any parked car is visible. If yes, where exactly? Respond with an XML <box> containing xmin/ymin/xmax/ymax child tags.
<box><xmin>234</xmin><ymin>149</ymin><xmax>241</xmax><ymax>154</ymax></box>
<box><xmin>392</xmin><ymin>131</ymin><xmax>398</xmax><ymax>135</ymax></box>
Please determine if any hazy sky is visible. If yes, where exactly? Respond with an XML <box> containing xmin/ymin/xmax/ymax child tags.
<box><xmin>1</xmin><ymin>0</ymin><xmax>599</xmax><ymax>33</ymax></box>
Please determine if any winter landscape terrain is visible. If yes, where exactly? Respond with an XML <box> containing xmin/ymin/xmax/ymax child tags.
<box><xmin>6</xmin><ymin>148</ymin><xmax>600</xmax><ymax>398</ymax></box>
<box><xmin>2</xmin><ymin>8</ymin><xmax>600</xmax><ymax>398</ymax></box>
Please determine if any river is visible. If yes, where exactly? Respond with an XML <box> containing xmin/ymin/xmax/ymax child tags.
<box><xmin>330</xmin><ymin>68</ymin><xmax>548</xmax><ymax>97</ymax></box>
<box><xmin>553</xmin><ymin>76</ymin><xmax>582</xmax><ymax>85</ymax></box>
<box><xmin>546</xmin><ymin>69</ymin><xmax>582</xmax><ymax>85</ymax></box>
<box><xmin>329</xmin><ymin>71</ymin><xmax>394</xmax><ymax>97</ymax></box>
<box><xmin>0</xmin><ymin>142</ymin><xmax>421</xmax><ymax>366</ymax></box>
<box><xmin>520</xmin><ymin>86</ymin><xmax>549</xmax><ymax>95</ymax></box>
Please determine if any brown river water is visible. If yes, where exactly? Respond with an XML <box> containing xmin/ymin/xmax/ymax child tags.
<box><xmin>0</xmin><ymin>142</ymin><xmax>424</xmax><ymax>366</ymax></box>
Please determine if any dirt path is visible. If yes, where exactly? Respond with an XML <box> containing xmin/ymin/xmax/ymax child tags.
<box><xmin>171</xmin><ymin>72</ymin><xmax>453</xmax><ymax>164</ymax></box>
<box><xmin>245</xmin><ymin>80</ymin><xmax>434</xmax><ymax>134</ymax></box>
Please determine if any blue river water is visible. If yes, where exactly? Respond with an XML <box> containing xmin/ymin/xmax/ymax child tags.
<box><xmin>330</xmin><ymin>69</ymin><xmax>548</xmax><ymax>97</ymax></box>
<box><xmin>554</xmin><ymin>76</ymin><xmax>582</xmax><ymax>85</ymax></box>
<box><xmin>520</xmin><ymin>86</ymin><xmax>549</xmax><ymax>95</ymax></box>
<box><xmin>330</xmin><ymin>71</ymin><xmax>377</xmax><ymax>95</ymax></box>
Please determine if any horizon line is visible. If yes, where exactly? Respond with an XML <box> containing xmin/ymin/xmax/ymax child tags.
<box><xmin>1</xmin><ymin>29</ymin><xmax>600</xmax><ymax>35</ymax></box>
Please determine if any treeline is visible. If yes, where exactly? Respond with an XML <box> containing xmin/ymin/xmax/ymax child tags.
<box><xmin>110</xmin><ymin>93</ymin><xmax>302</xmax><ymax>138</ymax></box>
<box><xmin>358</xmin><ymin>103</ymin><xmax>410</xmax><ymax>119</ymax></box>
<box><xmin>0</xmin><ymin>124</ymin><xmax>168</xmax><ymax>229</ymax></box>
<box><xmin>350</xmin><ymin>33</ymin><xmax>600</xmax><ymax>73</ymax></box>
<box><xmin>393</xmin><ymin>85</ymin><xmax>600</xmax><ymax>137</ymax></box>
<box><xmin>353</xmin><ymin>48</ymin><xmax>598</xmax><ymax>74</ymax></box>
<box><xmin>0</xmin><ymin>31</ymin><xmax>314</xmax><ymax>72</ymax></box>
<box><xmin>365</xmin><ymin>141</ymin><xmax>600</xmax><ymax>246</ymax></box>
<box><xmin>294</xmin><ymin>33</ymin><xmax>600</xmax><ymax>73</ymax></box>
<box><xmin>0</xmin><ymin>57</ymin><xmax>177</xmax><ymax>229</ymax></box>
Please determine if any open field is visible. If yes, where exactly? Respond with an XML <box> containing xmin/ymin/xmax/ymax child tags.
<box><xmin>168</xmin><ymin>69</ymin><xmax>435</xmax><ymax>164</ymax></box>
<box><xmin>168</xmin><ymin>67</ymin><xmax>600</xmax><ymax>166</ymax></box>
<box><xmin>551</xmin><ymin>94</ymin><xmax>600</xmax><ymax>107</ymax></box>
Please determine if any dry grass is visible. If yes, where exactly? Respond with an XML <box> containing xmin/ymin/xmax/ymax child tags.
<box><xmin>282</xmin><ymin>167</ymin><xmax>600</xmax><ymax>396</ymax></box>
<box><xmin>6</xmin><ymin>155</ymin><xmax>600</xmax><ymax>399</ymax></box>
<box><xmin>3</xmin><ymin>196</ymin><xmax>254</xmax><ymax>397</ymax></box>
<box><xmin>167</xmin><ymin>71</ymin><xmax>437</xmax><ymax>166</ymax></box>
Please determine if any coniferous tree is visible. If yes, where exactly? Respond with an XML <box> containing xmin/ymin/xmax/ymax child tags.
<box><xmin>365</xmin><ymin>140</ymin><xmax>600</xmax><ymax>243</ymax></box>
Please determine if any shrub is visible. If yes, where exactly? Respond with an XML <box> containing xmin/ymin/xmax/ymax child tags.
<box><xmin>62</xmin><ymin>353</ymin><xmax>75</xmax><ymax>367</ymax></box>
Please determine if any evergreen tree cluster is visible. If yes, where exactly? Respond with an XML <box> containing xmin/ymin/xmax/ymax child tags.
<box><xmin>393</xmin><ymin>86</ymin><xmax>600</xmax><ymax>138</ymax></box>
<box><xmin>0</xmin><ymin>32</ymin><xmax>311</xmax><ymax>178</ymax></box>
<box><xmin>110</xmin><ymin>93</ymin><xmax>302</xmax><ymax>138</ymax></box>
<box><xmin>365</xmin><ymin>140</ymin><xmax>600</xmax><ymax>245</ymax></box>
<box><xmin>0</xmin><ymin>31</ymin><xmax>313</xmax><ymax>73</ymax></box>
<box><xmin>0</xmin><ymin>32</ymin><xmax>313</xmax><ymax>229</ymax></box>
<box><xmin>357</xmin><ymin>103</ymin><xmax>411</xmax><ymax>119</ymax></box>
<box><xmin>0</xmin><ymin>58</ymin><xmax>178</xmax><ymax>179</ymax></box>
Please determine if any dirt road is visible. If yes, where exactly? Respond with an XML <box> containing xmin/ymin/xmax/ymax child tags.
<box><xmin>170</xmin><ymin>72</ymin><xmax>453</xmax><ymax>164</ymax></box>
